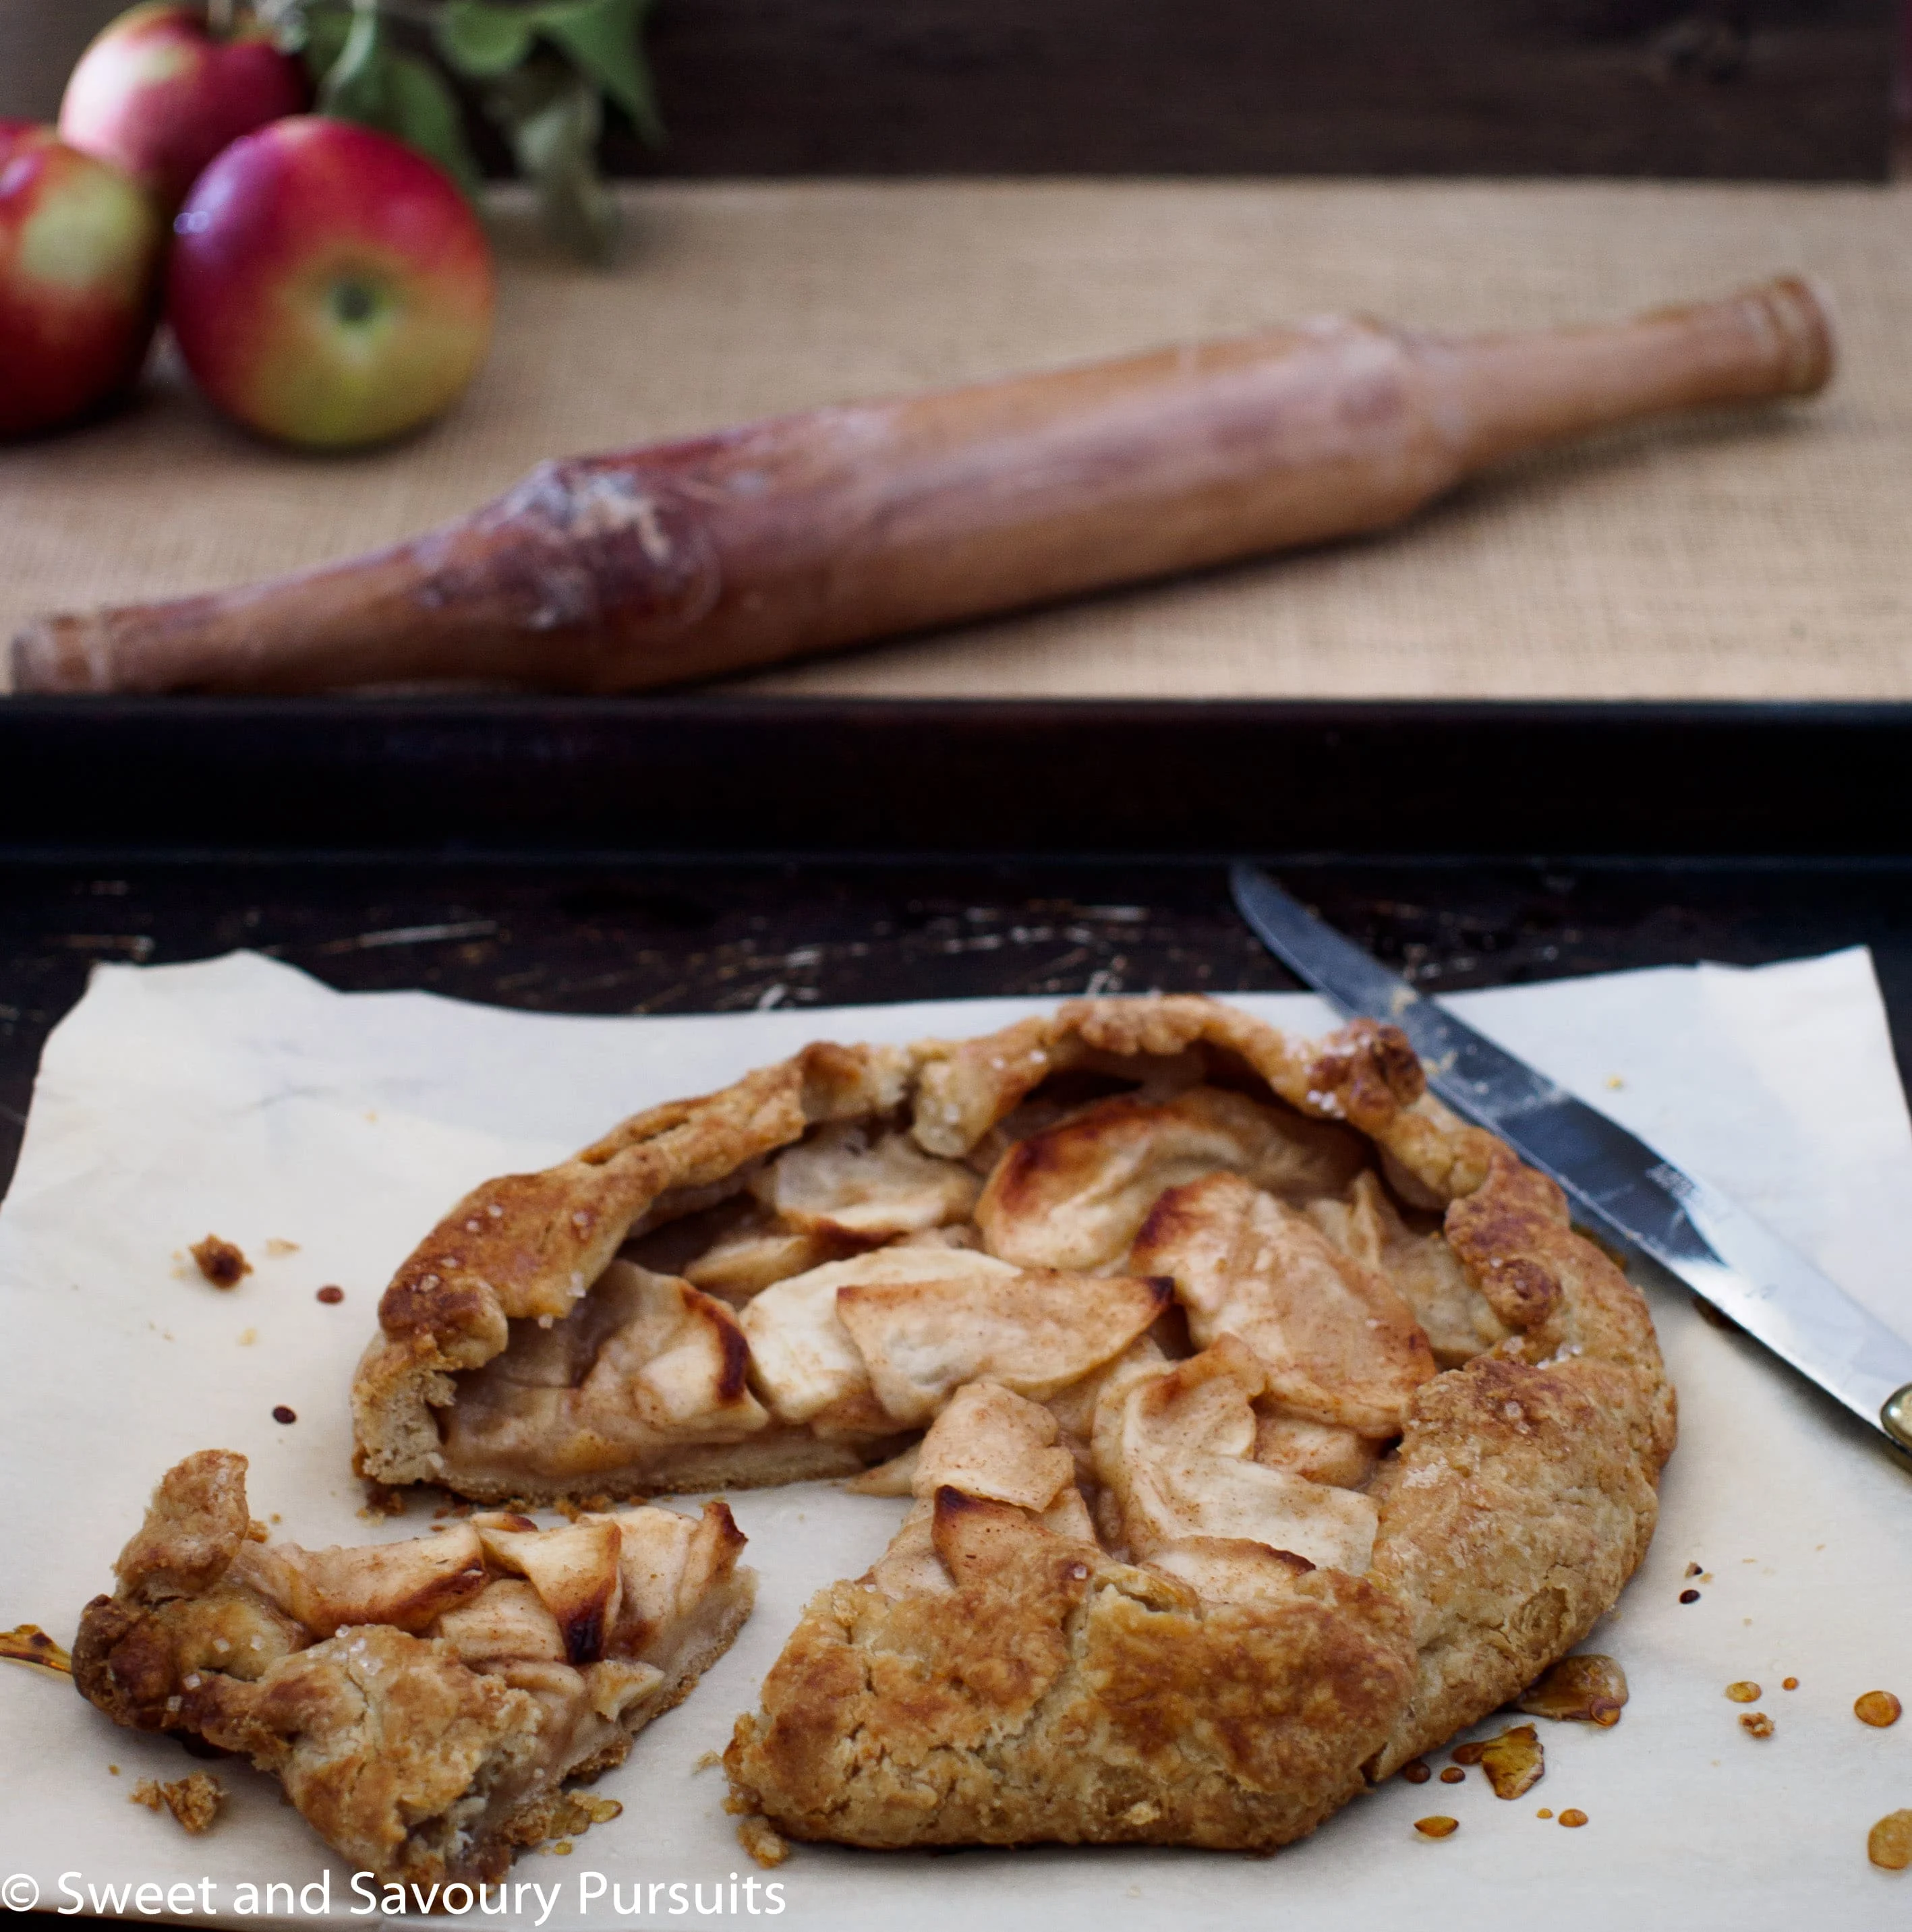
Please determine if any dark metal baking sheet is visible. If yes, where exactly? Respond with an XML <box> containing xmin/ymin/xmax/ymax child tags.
<box><xmin>5</xmin><ymin>697</ymin><xmax>1912</xmax><ymax>861</ymax></box>
<box><xmin>5</xmin><ymin>693</ymin><xmax>1912</xmax><ymax>1205</ymax></box>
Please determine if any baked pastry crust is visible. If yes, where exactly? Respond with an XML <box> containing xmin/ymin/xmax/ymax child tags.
<box><xmin>74</xmin><ymin>1452</ymin><xmax>752</xmax><ymax>1885</ymax></box>
<box><xmin>347</xmin><ymin>994</ymin><xmax>1672</xmax><ymax>1855</ymax></box>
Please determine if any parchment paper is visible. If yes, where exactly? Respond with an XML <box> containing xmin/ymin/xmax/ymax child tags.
<box><xmin>4</xmin><ymin>951</ymin><xmax>1912</xmax><ymax>1931</ymax></box>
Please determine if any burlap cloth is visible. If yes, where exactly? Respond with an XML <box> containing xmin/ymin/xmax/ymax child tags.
<box><xmin>4</xmin><ymin>177</ymin><xmax>1909</xmax><ymax>700</ymax></box>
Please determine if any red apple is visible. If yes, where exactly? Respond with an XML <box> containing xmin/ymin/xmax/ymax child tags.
<box><xmin>167</xmin><ymin>117</ymin><xmax>496</xmax><ymax>449</ymax></box>
<box><xmin>59</xmin><ymin>3</ymin><xmax>308</xmax><ymax>211</ymax></box>
<box><xmin>0</xmin><ymin>122</ymin><xmax>165</xmax><ymax>440</ymax></box>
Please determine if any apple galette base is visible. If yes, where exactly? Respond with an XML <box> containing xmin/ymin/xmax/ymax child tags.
<box><xmin>725</xmin><ymin>1137</ymin><xmax>1665</xmax><ymax>1850</ymax></box>
<box><xmin>355</xmin><ymin>997</ymin><xmax>1667</xmax><ymax>1505</ymax></box>
<box><xmin>73</xmin><ymin>1451</ymin><xmax>752</xmax><ymax>1885</ymax></box>
<box><xmin>346</xmin><ymin>993</ymin><xmax>1671</xmax><ymax>1854</ymax></box>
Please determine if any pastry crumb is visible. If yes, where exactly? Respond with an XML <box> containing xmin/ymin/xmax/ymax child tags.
<box><xmin>1856</xmin><ymin>1691</ymin><xmax>1903</xmax><ymax>1728</ymax></box>
<box><xmin>693</xmin><ymin>1750</ymin><xmax>724</xmax><ymax>1774</ymax></box>
<box><xmin>1870</xmin><ymin>1811</ymin><xmax>1912</xmax><ymax>1870</ymax></box>
<box><xmin>1413</xmin><ymin>1817</ymin><xmax>1459</xmax><ymax>1839</ymax></box>
<box><xmin>1517</xmin><ymin>1653</ymin><xmax>1627</xmax><ymax>1726</ymax></box>
<box><xmin>190</xmin><ymin>1236</ymin><xmax>251</xmax><ymax>1289</ymax></box>
<box><xmin>1726</xmin><ymin>1680</ymin><xmax>1761</xmax><ymax>1703</ymax></box>
<box><xmin>237</xmin><ymin>1328</ymin><xmax>257</xmax><ymax>1347</ymax></box>
<box><xmin>554</xmin><ymin>1494</ymin><xmax>614</xmax><ymax>1523</ymax></box>
<box><xmin>1739</xmin><ymin>1711</ymin><xmax>1774</xmax><ymax>1738</ymax></box>
<box><xmin>358</xmin><ymin>1483</ymin><xmax>408</xmax><ymax>1521</ymax></box>
<box><xmin>736</xmin><ymin>1814</ymin><xmax>790</xmax><ymax>1867</ymax></box>
<box><xmin>133</xmin><ymin>1772</ymin><xmax>223</xmax><ymax>1834</ymax></box>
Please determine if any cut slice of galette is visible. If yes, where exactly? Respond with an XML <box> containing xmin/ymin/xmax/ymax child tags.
<box><xmin>73</xmin><ymin>1451</ymin><xmax>751</xmax><ymax>1885</ymax></box>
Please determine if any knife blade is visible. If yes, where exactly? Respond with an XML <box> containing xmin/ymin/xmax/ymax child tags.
<box><xmin>1228</xmin><ymin>862</ymin><xmax>1912</xmax><ymax>1454</ymax></box>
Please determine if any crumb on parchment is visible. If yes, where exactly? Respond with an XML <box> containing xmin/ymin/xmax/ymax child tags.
<box><xmin>190</xmin><ymin>1236</ymin><xmax>250</xmax><ymax>1289</ymax></box>
<box><xmin>132</xmin><ymin>1772</ymin><xmax>223</xmax><ymax>1834</ymax></box>
<box><xmin>735</xmin><ymin>1816</ymin><xmax>790</xmax><ymax>1868</ymax></box>
<box><xmin>1740</xmin><ymin>1712</ymin><xmax>1774</xmax><ymax>1738</ymax></box>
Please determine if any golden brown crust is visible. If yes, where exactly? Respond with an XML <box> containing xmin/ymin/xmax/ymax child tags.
<box><xmin>353</xmin><ymin>1044</ymin><xmax>910</xmax><ymax>1490</ymax></box>
<box><xmin>724</xmin><ymin>1490</ymin><xmax>1416</xmax><ymax>1851</ymax></box>
<box><xmin>343</xmin><ymin>993</ymin><xmax>1669</xmax><ymax>1858</ymax></box>
<box><xmin>720</xmin><ymin>1001</ymin><xmax>1668</xmax><ymax>1855</ymax></box>
<box><xmin>74</xmin><ymin>1453</ymin><xmax>753</xmax><ymax>1885</ymax></box>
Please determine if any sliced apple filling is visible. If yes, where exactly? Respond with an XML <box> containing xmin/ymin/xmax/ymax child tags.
<box><xmin>74</xmin><ymin>1451</ymin><xmax>752</xmax><ymax>1888</ymax></box>
<box><xmin>356</xmin><ymin>1003</ymin><xmax>1517</xmax><ymax>1511</ymax></box>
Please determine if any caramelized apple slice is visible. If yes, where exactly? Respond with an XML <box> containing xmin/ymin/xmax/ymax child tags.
<box><xmin>758</xmin><ymin>1121</ymin><xmax>981</xmax><ymax>1238</ymax></box>
<box><xmin>976</xmin><ymin>1084</ymin><xmax>1368</xmax><ymax>1272</ymax></box>
<box><xmin>738</xmin><ymin>1247</ymin><xmax>1018</xmax><ymax>1428</ymax></box>
<box><xmin>1093</xmin><ymin>1337</ymin><xmax>1379</xmax><ymax>1575</ymax></box>
<box><xmin>836</xmin><ymin>1269</ymin><xmax>1171</xmax><ymax>1428</ymax></box>
<box><xmin>1134</xmin><ymin>1171</ymin><xmax>1434</xmax><ymax>1436</ymax></box>
<box><xmin>474</xmin><ymin>1517</ymin><xmax>623</xmax><ymax>1664</ymax></box>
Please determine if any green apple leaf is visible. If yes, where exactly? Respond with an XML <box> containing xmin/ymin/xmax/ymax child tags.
<box><xmin>435</xmin><ymin>2</ymin><xmax>538</xmax><ymax>81</ymax></box>
<box><xmin>312</xmin><ymin>2</ymin><xmax>484</xmax><ymax>198</ymax></box>
<box><xmin>295</xmin><ymin>9</ymin><xmax>350</xmax><ymax>75</ymax></box>
<box><xmin>314</xmin><ymin>0</ymin><xmax>386</xmax><ymax>119</ymax></box>
<box><xmin>483</xmin><ymin>57</ymin><xmax>620</xmax><ymax>262</ymax></box>
<box><xmin>531</xmin><ymin>0</ymin><xmax>662</xmax><ymax>146</ymax></box>
<box><xmin>384</xmin><ymin>53</ymin><xmax>484</xmax><ymax>194</ymax></box>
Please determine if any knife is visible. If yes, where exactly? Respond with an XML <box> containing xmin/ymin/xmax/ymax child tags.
<box><xmin>1228</xmin><ymin>863</ymin><xmax>1912</xmax><ymax>1455</ymax></box>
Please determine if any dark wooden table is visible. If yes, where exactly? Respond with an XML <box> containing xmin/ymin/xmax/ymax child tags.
<box><xmin>7</xmin><ymin>851</ymin><xmax>1912</xmax><ymax>1204</ymax></box>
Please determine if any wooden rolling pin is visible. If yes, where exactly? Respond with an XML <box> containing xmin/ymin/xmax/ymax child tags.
<box><xmin>11</xmin><ymin>274</ymin><xmax>1833</xmax><ymax>695</ymax></box>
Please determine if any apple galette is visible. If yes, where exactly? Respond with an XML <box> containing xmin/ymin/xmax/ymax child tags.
<box><xmin>73</xmin><ymin>1451</ymin><xmax>751</xmax><ymax>1885</ymax></box>
<box><xmin>347</xmin><ymin>995</ymin><xmax>1671</xmax><ymax>1854</ymax></box>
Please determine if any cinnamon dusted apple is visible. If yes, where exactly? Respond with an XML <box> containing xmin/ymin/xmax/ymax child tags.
<box><xmin>73</xmin><ymin>1451</ymin><xmax>751</xmax><ymax>1886</ymax></box>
